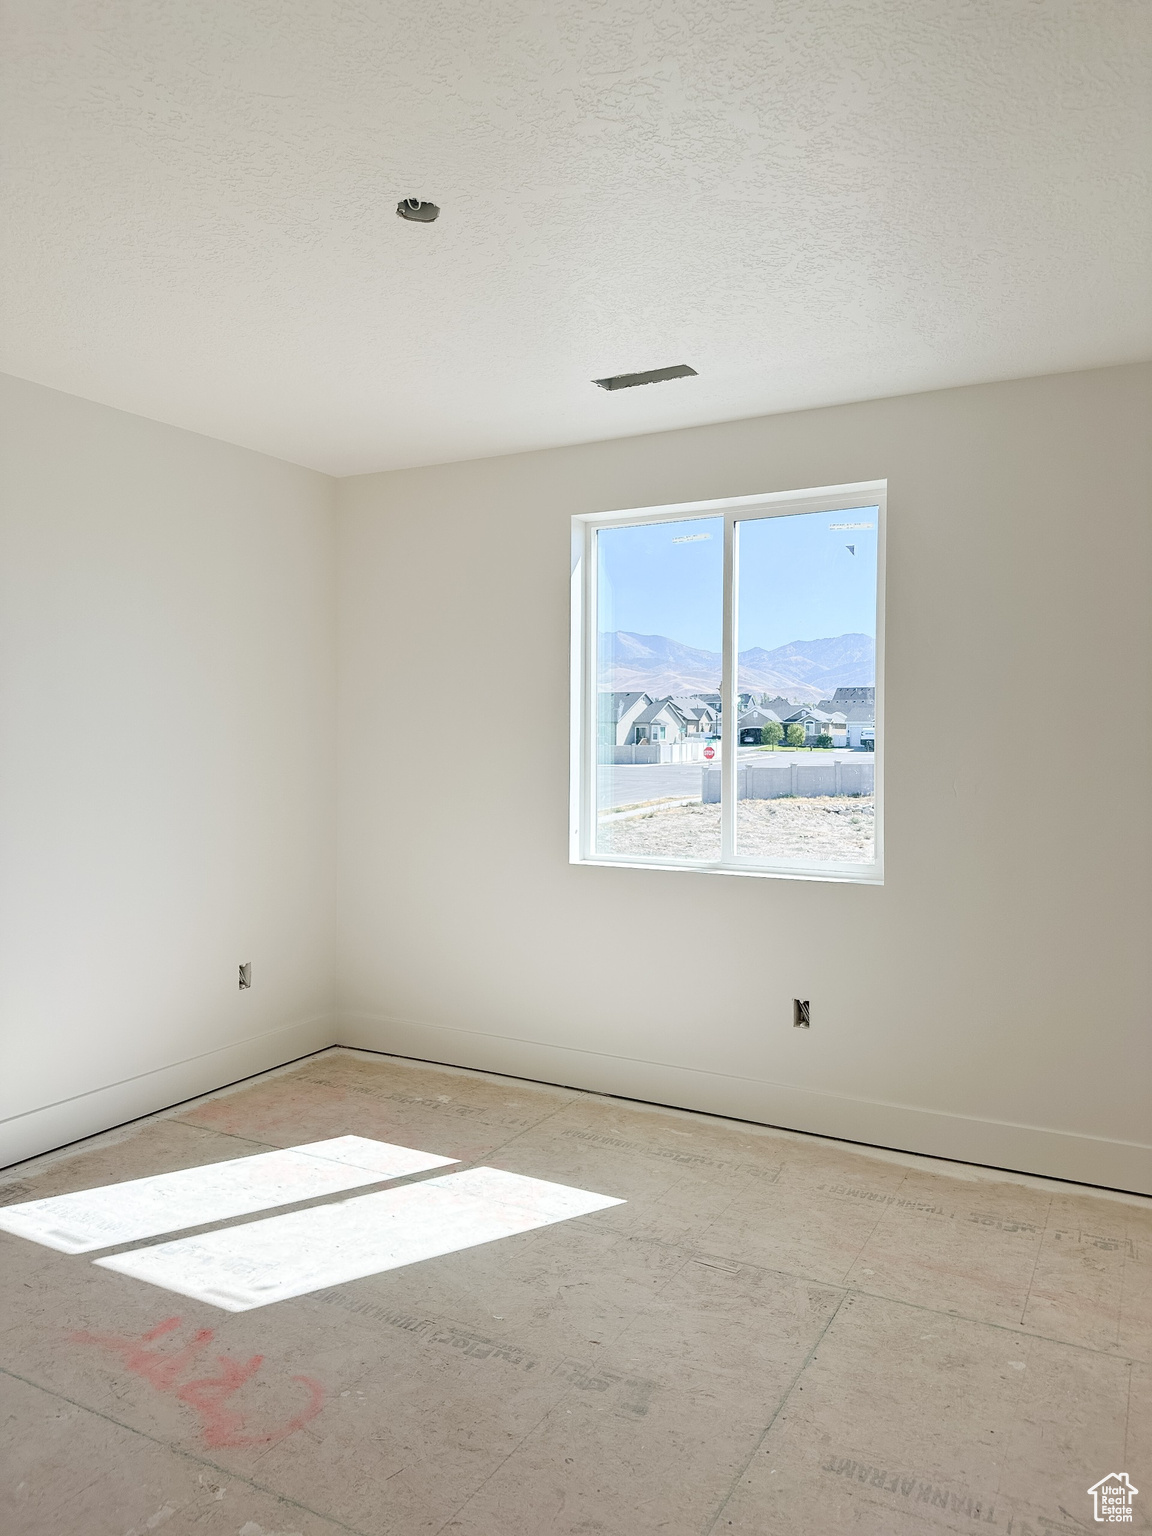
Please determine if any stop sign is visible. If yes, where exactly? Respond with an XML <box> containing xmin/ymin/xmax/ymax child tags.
<box><xmin>704</xmin><ymin>745</ymin><xmax>715</xmax><ymax>760</ymax></box>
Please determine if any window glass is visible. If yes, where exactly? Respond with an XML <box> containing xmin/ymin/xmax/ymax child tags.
<box><xmin>594</xmin><ymin>516</ymin><xmax>723</xmax><ymax>861</ymax></box>
<box><xmin>577</xmin><ymin>487</ymin><xmax>883</xmax><ymax>881</ymax></box>
<box><xmin>734</xmin><ymin>507</ymin><xmax>879</xmax><ymax>867</ymax></box>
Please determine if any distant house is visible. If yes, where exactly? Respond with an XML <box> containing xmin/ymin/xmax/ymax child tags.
<box><xmin>780</xmin><ymin>706</ymin><xmax>849</xmax><ymax>745</ymax></box>
<box><xmin>630</xmin><ymin>697</ymin><xmax>693</xmax><ymax>744</ymax></box>
<box><xmin>666</xmin><ymin>696</ymin><xmax>720</xmax><ymax>736</ymax></box>
<box><xmin>598</xmin><ymin>691</ymin><xmax>653</xmax><ymax>747</ymax></box>
<box><xmin>648</xmin><ymin>687</ymin><xmax>872</xmax><ymax>748</ymax></box>
<box><xmin>737</xmin><ymin>706</ymin><xmax>783</xmax><ymax>745</ymax></box>
<box><xmin>688</xmin><ymin>691</ymin><xmax>775</xmax><ymax>716</ymax></box>
<box><xmin>830</xmin><ymin>705</ymin><xmax>873</xmax><ymax>748</ymax></box>
<box><xmin>815</xmin><ymin>686</ymin><xmax>875</xmax><ymax>748</ymax></box>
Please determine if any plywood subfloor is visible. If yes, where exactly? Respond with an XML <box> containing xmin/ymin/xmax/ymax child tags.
<box><xmin>2</xmin><ymin>1048</ymin><xmax>1149</xmax><ymax>1535</ymax></box>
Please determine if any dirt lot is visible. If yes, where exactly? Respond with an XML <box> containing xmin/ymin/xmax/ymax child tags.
<box><xmin>597</xmin><ymin>795</ymin><xmax>875</xmax><ymax>863</ymax></box>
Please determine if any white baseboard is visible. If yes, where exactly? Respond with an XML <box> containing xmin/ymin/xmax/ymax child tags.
<box><xmin>0</xmin><ymin>1014</ymin><xmax>338</xmax><ymax>1168</ymax></box>
<box><xmin>338</xmin><ymin>1011</ymin><xmax>1152</xmax><ymax>1197</ymax></box>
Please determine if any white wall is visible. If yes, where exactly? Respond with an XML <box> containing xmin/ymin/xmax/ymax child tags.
<box><xmin>337</xmin><ymin>363</ymin><xmax>1152</xmax><ymax>1193</ymax></box>
<box><xmin>0</xmin><ymin>375</ymin><xmax>338</xmax><ymax>1164</ymax></box>
<box><xmin>5</xmin><ymin>365</ymin><xmax>1149</xmax><ymax>1189</ymax></box>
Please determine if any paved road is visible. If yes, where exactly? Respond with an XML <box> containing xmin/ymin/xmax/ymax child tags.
<box><xmin>597</xmin><ymin>748</ymin><xmax>872</xmax><ymax>809</ymax></box>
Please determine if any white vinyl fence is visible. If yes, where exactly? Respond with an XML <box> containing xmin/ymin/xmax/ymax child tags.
<box><xmin>603</xmin><ymin>741</ymin><xmax>713</xmax><ymax>765</ymax></box>
<box><xmin>702</xmin><ymin>759</ymin><xmax>874</xmax><ymax>802</ymax></box>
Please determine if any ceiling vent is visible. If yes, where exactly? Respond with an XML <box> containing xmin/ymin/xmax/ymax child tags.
<box><xmin>593</xmin><ymin>364</ymin><xmax>697</xmax><ymax>391</ymax></box>
<box><xmin>396</xmin><ymin>198</ymin><xmax>440</xmax><ymax>222</ymax></box>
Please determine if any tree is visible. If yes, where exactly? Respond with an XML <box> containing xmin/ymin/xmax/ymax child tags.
<box><xmin>760</xmin><ymin>722</ymin><xmax>783</xmax><ymax>748</ymax></box>
<box><xmin>785</xmin><ymin>723</ymin><xmax>805</xmax><ymax>748</ymax></box>
<box><xmin>814</xmin><ymin>733</ymin><xmax>833</xmax><ymax>749</ymax></box>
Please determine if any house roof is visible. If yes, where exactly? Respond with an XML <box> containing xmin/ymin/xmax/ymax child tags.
<box><xmin>633</xmin><ymin>698</ymin><xmax>691</xmax><ymax>726</ymax></box>
<box><xmin>816</xmin><ymin>699</ymin><xmax>874</xmax><ymax>722</ymax></box>
<box><xmin>668</xmin><ymin>695</ymin><xmax>718</xmax><ymax>719</ymax></box>
<box><xmin>782</xmin><ymin>706</ymin><xmax>847</xmax><ymax>724</ymax></box>
<box><xmin>599</xmin><ymin>691</ymin><xmax>652</xmax><ymax>720</ymax></box>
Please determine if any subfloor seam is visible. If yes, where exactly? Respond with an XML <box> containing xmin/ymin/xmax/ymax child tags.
<box><xmin>701</xmin><ymin>1290</ymin><xmax>850</xmax><ymax>1535</ymax></box>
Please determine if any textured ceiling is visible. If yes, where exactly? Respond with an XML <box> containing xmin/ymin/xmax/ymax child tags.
<box><xmin>2</xmin><ymin>1</ymin><xmax>1150</xmax><ymax>475</ymax></box>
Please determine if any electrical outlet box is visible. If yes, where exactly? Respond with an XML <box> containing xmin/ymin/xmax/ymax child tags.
<box><xmin>239</xmin><ymin>963</ymin><xmax>252</xmax><ymax>990</ymax></box>
<box><xmin>793</xmin><ymin>998</ymin><xmax>810</xmax><ymax>1028</ymax></box>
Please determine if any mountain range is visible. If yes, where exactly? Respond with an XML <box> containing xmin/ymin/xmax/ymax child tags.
<box><xmin>599</xmin><ymin>631</ymin><xmax>875</xmax><ymax>704</ymax></box>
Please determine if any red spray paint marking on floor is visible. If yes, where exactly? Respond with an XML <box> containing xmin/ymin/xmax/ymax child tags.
<box><xmin>69</xmin><ymin>1316</ymin><xmax>324</xmax><ymax>1448</ymax></box>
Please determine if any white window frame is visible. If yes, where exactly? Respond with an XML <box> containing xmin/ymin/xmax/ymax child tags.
<box><xmin>570</xmin><ymin>480</ymin><xmax>885</xmax><ymax>884</ymax></box>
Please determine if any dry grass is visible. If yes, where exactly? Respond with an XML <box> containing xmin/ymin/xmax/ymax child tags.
<box><xmin>597</xmin><ymin>795</ymin><xmax>875</xmax><ymax>864</ymax></box>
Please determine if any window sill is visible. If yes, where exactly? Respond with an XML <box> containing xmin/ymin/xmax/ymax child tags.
<box><xmin>571</xmin><ymin>853</ymin><xmax>883</xmax><ymax>885</ymax></box>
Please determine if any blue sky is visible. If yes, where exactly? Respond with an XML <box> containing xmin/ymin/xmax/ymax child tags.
<box><xmin>596</xmin><ymin>507</ymin><xmax>879</xmax><ymax>652</ymax></box>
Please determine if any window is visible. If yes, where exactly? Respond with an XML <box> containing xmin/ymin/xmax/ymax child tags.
<box><xmin>571</xmin><ymin>482</ymin><xmax>884</xmax><ymax>882</ymax></box>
